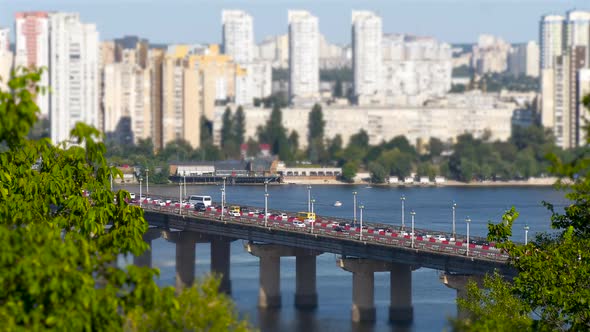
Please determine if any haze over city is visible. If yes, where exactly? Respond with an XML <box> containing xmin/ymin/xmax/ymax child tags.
<box><xmin>1</xmin><ymin>0</ymin><xmax>588</xmax><ymax>44</ymax></box>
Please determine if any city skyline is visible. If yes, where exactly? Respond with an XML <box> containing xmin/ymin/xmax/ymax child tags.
<box><xmin>1</xmin><ymin>0</ymin><xmax>589</xmax><ymax>45</ymax></box>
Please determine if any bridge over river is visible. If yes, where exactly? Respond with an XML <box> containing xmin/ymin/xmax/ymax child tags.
<box><xmin>136</xmin><ymin>200</ymin><xmax>515</xmax><ymax>323</ymax></box>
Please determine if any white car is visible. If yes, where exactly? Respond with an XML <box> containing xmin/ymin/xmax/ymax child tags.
<box><xmin>129</xmin><ymin>192</ymin><xmax>136</xmax><ymax>199</ymax></box>
<box><xmin>278</xmin><ymin>212</ymin><xmax>288</xmax><ymax>219</ymax></box>
<box><xmin>293</xmin><ymin>221</ymin><xmax>306</xmax><ymax>228</ymax></box>
<box><xmin>228</xmin><ymin>210</ymin><xmax>241</xmax><ymax>217</ymax></box>
<box><xmin>434</xmin><ymin>234</ymin><xmax>447</xmax><ymax>241</ymax></box>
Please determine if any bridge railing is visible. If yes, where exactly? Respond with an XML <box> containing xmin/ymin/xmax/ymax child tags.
<box><xmin>138</xmin><ymin>202</ymin><xmax>509</xmax><ymax>262</ymax></box>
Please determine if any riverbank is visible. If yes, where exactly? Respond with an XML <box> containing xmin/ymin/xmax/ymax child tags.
<box><xmin>282</xmin><ymin>177</ymin><xmax>560</xmax><ymax>187</ymax></box>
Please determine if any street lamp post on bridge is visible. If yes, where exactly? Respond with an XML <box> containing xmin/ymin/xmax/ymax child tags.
<box><xmin>307</xmin><ymin>185</ymin><xmax>312</xmax><ymax>213</ymax></box>
<box><xmin>145</xmin><ymin>168</ymin><xmax>149</xmax><ymax>197</ymax></box>
<box><xmin>264</xmin><ymin>192</ymin><xmax>269</xmax><ymax>228</ymax></box>
<box><xmin>453</xmin><ymin>202</ymin><xmax>457</xmax><ymax>238</ymax></box>
<box><xmin>401</xmin><ymin>195</ymin><xmax>406</xmax><ymax>230</ymax></box>
<box><xmin>465</xmin><ymin>217</ymin><xmax>472</xmax><ymax>256</ymax></box>
<box><xmin>139</xmin><ymin>178</ymin><xmax>143</xmax><ymax>208</ymax></box>
<box><xmin>178</xmin><ymin>181</ymin><xmax>182</xmax><ymax>215</ymax></box>
<box><xmin>353</xmin><ymin>191</ymin><xmax>357</xmax><ymax>227</ymax></box>
<box><xmin>524</xmin><ymin>224</ymin><xmax>530</xmax><ymax>245</ymax></box>
<box><xmin>359</xmin><ymin>204</ymin><xmax>365</xmax><ymax>241</ymax></box>
<box><xmin>311</xmin><ymin>198</ymin><xmax>315</xmax><ymax>214</ymax></box>
<box><xmin>221</xmin><ymin>177</ymin><xmax>226</xmax><ymax>222</ymax></box>
<box><xmin>410</xmin><ymin>210</ymin><xmax>416</xmax><ymax>248</ymax></box>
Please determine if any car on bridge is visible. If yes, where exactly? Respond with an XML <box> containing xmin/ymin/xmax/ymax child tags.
<box><xmin>228</xmin><ymin>206</ymin><xmax>241</xmax><ymax>217</ymax></box>
<box><xmin>293</xmin><ymin>221</ymin><xmax>306</xmax><ymax>228</ymax></box>
<box><xmin>194</xmin><ymin>203</ymin><xmax>207</xmax><ymax>212</ymax></box>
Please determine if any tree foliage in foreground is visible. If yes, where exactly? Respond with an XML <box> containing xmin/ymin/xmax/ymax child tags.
<box><xmin>451</xmin><ymin>96</ymin><xmax>590</xmax><ymax>331</ymax></box>
<box><xmin>0</xmin><ymin>69</ymin><xmax>253</xmax><ymax>331</ymax></box>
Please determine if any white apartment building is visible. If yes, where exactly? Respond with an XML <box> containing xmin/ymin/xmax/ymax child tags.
<box><xmin>0</xmin><ymin>27</ymin><xmax>9</xmax><ymax>51</ymax></box>
<box><xmin>566</xmin><ymin>10</ymin><xmax>590</xmax><ymax>63</ymax></box>
<box><xmin>540</xmin><ymin>10</ymin><xmax>590</xmax><ymax>149</ymax></box>
<box><xmin>49</xmin><ymin>13</ymin><xmax>99</xmax><ymax>145</ymax></box>
<box><xmin>288</xmin><ymin>10</ymin><xmax>319</xmax><ymax>104</ymax></box>
<box><xmin>257</xmin><ymin>34</ymin><xmax>289</xmax><ymax>68</ymax></box>
<box><xmin>578</xmin><ymin>69</ymin><xmax>590</xmax><ymax>145</ymax></box>
<box><xmin>471</xmin><ymin>34</ymin><xmax>511</xmax><ymax>74</ymax></box>
<box><xmin>222</xmin><ymin>10</ymin><xmax>272</xmax><ymax>106</ymax></box>
<box><xmin>222</xmin><ymin>10</ymin><xmax>254</xmax><ymax>64</ymax></box>
<box><xmin>102</xmin><ymin>59</ymin><xmax>151</xmax><ymax>143</ymax></box>
<box><xmin>0</xmin><ymin>27</ymin><xmax>12</xmax><ymax>90</ymax></box>
<box><xmin>381</xmin><ymin>34</ymin><xmax>452</xmax><ymax>106</ymax></box>
<box><xmin>540</xmin><ymin>15</ymin><xmax>565</xmax><ymax>69</ymax></box>
<box><xmin>352</xmin><ymin>11</ymin><xmax>383</xmax><ymax>105</ymax></box>
<box><xmin>213</xmin><ymin>92</ymin><xmax>516</xmax><ymax>149</ymax></box>
<box><xmin>15</xmin><ymin>12</ymin><xmax>50</xmax><ymax>118</ymax></box>
<box><xmin>508</xmin><ymin>41</ymin><xmax>540</xmax><ymax>78</ymax></box>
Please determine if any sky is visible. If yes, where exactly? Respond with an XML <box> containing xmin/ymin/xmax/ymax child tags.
<box><xmin>0</xmin><ymin>0</ymin><xmax>588</xmax><ymax>45</ymax></box>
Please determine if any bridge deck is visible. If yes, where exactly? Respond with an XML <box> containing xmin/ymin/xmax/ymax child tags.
<box><xmin>140</xmin><ymin>203</ymin><xmax>516</xmax><ymax>277</ymax></box>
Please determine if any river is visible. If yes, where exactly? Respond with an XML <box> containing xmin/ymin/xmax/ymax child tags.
<box><xmin>115</xmin><ymin>183</ymin><xmax>568</xmax><ymax>332</ymax></box>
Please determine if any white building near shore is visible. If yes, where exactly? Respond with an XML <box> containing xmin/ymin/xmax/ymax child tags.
<box><xmin>213</xmin><ymin>92</ymin><xmax>517</xmax><ymax>149</ymax></box>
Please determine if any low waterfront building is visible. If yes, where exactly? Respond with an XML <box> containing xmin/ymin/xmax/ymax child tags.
<box><xmin>213</xmin><ymin>91</ymin><xmax>517</xmax><ymax>149</ymax></box>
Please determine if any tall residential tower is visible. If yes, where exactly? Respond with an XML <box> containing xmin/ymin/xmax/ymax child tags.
<box><xmin>288</xmin><ymin>10</ymin><xmax>319</xmax><ymax>104</ymax></box>
<box><xmin>222</xmin><ymin>10</ymin><xmax>254</xmax><ymax>64</ymax></box>
<box><xmin>14</xmin><ymin>12</ymin><xmax>50</xmax><ymax>117</ymax></box>
<box><xmin>352</xmin><ymin>11</ymin><xmax>383</xmax><ymax>105</ymax></box>
<box><xmin>49</xmin><ymin>12</ymin><xmax>99</xmax><ymax>144</ymax></box>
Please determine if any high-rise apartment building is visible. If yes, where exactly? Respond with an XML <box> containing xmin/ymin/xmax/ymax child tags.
<box><xmin>0</xmin><ymin>27</ymin><xmax>9</xmax><ymax>51</ymax></box>
<box><xmin>381</xmin><ymin>34</ymin><xmax>452</xmax><ymax>106</ymax></box>
<box><xmin>103</xmin><ymin>49</ymin><xmax>151</xmax><ymax>145</ymax></box>
<box><xmin>221</xmin><ymin>10</ymin><xmax>271</xmax><ymax>106</ymax></box>
<box><xmin>471</xmin><ymin>34</ymin><xmax>511</xmax><ymax>74</ymax></box>
<box><xmin>352</xmin><ymin>11</ymin><xmax>383</xmax><ymax>105</ymax></box>
<box><xmin>288</xmin><ymin>10</ymin><xmax>319</xmax><ymax>104</ymax></box>
<box><xmin>508</xmin><ymin>41</ymin><xmax>540</xmax><ymax>78</ymax></box>
<box><xmin>540</xmin><ymin>10</ymin><xmax>590</xmax><ymax>149</ymax></box>
<box><xmin>257</xmin><ymin>34</ymin><xmax>289</xmax><ymax>68</ymax></box>
<box><xmin>578</xmin><ymin>68</ymin><xmax>590</xmax><ymax>144</ymax></box>
<box><xmin>148</xmin><ymin>48</ymin><xmax>165</xmax><ymax>150</ymax></box>
<box><xmin>540</xmin><ymin>15</ymin><xmax>565</xmax><ymax>69</ymax></box>
<box><xmin>526</xmin><ymin>41</ymin><xmax>541</xmax><ymax>78</ymax></box>
<box><xmin>0</xmin><ymin>27</ymin><xmax>12</xmax><ymax>90</ymax></box>
<box><xmin>566</xmin><ymin>10</ymin><xmax>590</xmax><ymax>63</ymax></box>
<box><xmin>14</xmin><ymin>12</ymin><xmax>50</xmax><ymax>117</ymax></box>
<box><xmin>49</xmin><ymin>12</ymin><xmax>99</xmax><ymax>144</ymax></box>
<box><xmin>222</xmin><ymin>10</ymin><xmax>254</xmax><ymax>65</ymax></box>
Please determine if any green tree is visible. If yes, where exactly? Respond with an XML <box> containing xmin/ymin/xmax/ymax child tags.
<box><xmin>257</xmin><ymin>104</ymin><xmax>289</xmax><ymax>159</ymax></box>
<box><xmin>451</xmin><ymin>95</ymin><xmax>590</xmax><ymax>331</ymax></box>
<box><xmin>233</xmin><ymin>106</ymin><xmax>246</xmax><ymax>146</ymax></box>
<box><xmin>369</xmin><ymin>161</ymin><xmax>387</xmax><ymax>184</ymax></box>
<box><xmin>0</xmin><ymin>69</ymin><xmax>253</xmax><ymax>331</ymax></box>
<box><xmin>200</xmin><ymin>115</ymin><xmax>214</xmax><ymax>146</ymax></box>
<box><xmin>221</xmin><ymin>107</ymin><xmax>233</xmax><ymax>147</ymax></box>
<box><xmin>428</xmin><ymin>137</ymin><xmax>444</xmax><ymax>157</ymax></box>
<box><xmin>308</xmin><ymin>103</ymin><xmax>325</xmax><ymax>163</ymax></box>
<box><xmin>341</xmin><ymin>160</ymin><xmax>358</xmax><ymax>183</ymax></box>
<box><xmin>246</xmin><ymin>137</ymin><xmax>260</xmax><ymax>158</ymax></box>
<box><xmin>327</xmin><ymin>135</ymin><xmax>343</xmax><ymax>161</ymax></box>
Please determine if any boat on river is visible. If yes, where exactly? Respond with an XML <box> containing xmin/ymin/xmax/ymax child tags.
<box><xmin>333</xmin><ymin>201</ymin><xmax>342</xmax><ymax>207</ymax></box>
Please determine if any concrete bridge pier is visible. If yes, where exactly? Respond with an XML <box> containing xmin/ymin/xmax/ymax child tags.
<box><xmin>389</xmin><ymin>263</ymin><xmax>414</xmax><ymax>323</ymax></box>
<box><xmin>338</xmin><ymin>258</ymin><xmax>387</xmax><ymax>322</ymax></box>
<box><xmin>295</xmin><ymin>255</ymin><xmax>318</xmax><ymax>310</ymax></box>
<box><xmin>441</xmin><ymin>273</ymin><xmax>484</xmax><ymax>320</ymax></box>
<box><xmin>163</xmin><ymin>231</ymin><xmax>208</xmax><ymax>291</ymax></box>
<box><xmin>246</xmin><ymin>242</ymin><xmax>321</xmax><ymax>309</ymax></box>
<box><xmin>339</xmin><ymin>258</ymin><xmax>417</xmax><ymax>323</ymax></box>
<box><xmin>133</xmin><ymin>228</ymin><xmax>162</xmax><ymax>268</ymax></box>
<box><xmin>211</xmin><ymin>237</ymin><xmax>232</xmax><ymax>294</ymax></box>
